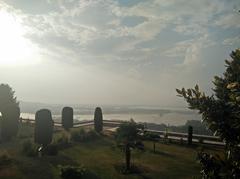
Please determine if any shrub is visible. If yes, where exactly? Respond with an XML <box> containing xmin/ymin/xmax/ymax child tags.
<box><xmin>70</xmin><ymin>129</ymin><xmax>99</xmax><ymax>142</ymax></box>
<box><xmin>56</xmin><ymin>132</ymin><xmax>69</xmax><ymax>145</ymax></box>
<box><xmin>94</xmin><ymin>107</ymin><xmax>103</xmax><ymax>133</ymax></box>
<box><xmin>59</xmin><ymin>165</ymin><xmax>99</xmax><ymax>179</ymax></box>
<box><xmin>0</xmin><ymin>150</ymin><xmax>12</xmax><ymax>166</ymax></box>
<box><xmin>34</xmin><ymin>109</ymin><xmax>54</xmax><ymax>147</ymax></box>
<box><xmin>22</xmin><ymin>140</ymin><xmax>38</xmax><ymax>157</ymax></box>
<box><xmin>62</xmin><ymin>107</ymin><xmax>73</xmax><ymax>131</ymax></box>
<box><xmin>86</xmin><ymin>129</ymin><xmax>99</xmax><ymax>140</ymax></box>
<box><xmin>44</xmin><ymin>144</ymin><xmax>58</xmax><ymax>156</ymax></box>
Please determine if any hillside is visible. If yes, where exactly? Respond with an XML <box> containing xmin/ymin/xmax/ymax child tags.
<box><xmin>0</xmin><ymin>123</ymin><xmax>223</xmax><ymax>179</ymax></box>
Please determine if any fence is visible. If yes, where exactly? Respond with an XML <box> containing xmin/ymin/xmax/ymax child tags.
<box><xmin>20</xmin><ymin>118</ymin><xmax>224</xmax><ymax>146</ymax></box>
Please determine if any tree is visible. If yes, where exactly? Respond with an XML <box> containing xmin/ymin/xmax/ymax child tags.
<box><xmin>144</xmin><ymin>132</ymin><xmax>160</xmax><ymax>153</ymax></box>
<box><xmin>94</xmin><ymin>107</ymin><xmax>103</xmax><ymax>133</ymax></box>
<box><xmin>176</xmin><ymin>49</ymin><xmax>240</xmax><ymax>178</ymax></box>
<box><xmin>62</xmin><ymin>107</ymin><xmax>73</xmax><ymax>131</ymax></box>
<box><xmin>116</xmin><ymin>119</ymin><xmax>144</xmax><ymax>171</ymax></box>
<box><xmin>0</xmin><ymin>84</ymin><xmax>20</xmax><ymax>141</ymax></box>
<box><xmin>34</xmin><ymin>109</ymin><xmax>54</xmax><ymax>147</ymax></box>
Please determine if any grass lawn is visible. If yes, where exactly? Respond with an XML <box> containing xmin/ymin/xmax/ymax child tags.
<box><xmin>0</xmin><ymin>124</ymin><xmax>223</xmax><ymax>179</ymax></box>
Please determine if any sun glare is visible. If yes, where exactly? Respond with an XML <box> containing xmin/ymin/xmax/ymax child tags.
<box><xmin>0</xmin><ymin>10</ymin><xmax>38</xmax><ymax>66</ymax></box>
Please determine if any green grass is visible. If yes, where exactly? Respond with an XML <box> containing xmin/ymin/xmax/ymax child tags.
<box><xmin>0</xmin><ymin>124</ymin><xmax>223</xmax><ymax>179</ymax></box>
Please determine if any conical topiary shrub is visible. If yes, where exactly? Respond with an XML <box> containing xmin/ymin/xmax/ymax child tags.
<box><xmin>94</xmin><ymin>107</ymin><xmax>103</xmax><ymax>133</ymax></box>
<box><xmin>34</xmin><ymin>109</ymin><xmax>54</xmax><ymax>147</ymax></box>
<box><xmin>62</xmin><ymin>107</ymin><xmax>73</xmax><ymax>131</ymax></box>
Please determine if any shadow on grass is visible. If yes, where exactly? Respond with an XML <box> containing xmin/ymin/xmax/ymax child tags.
<box><xmin>150</xmin><ymin>150</ymin><xmax>176</xmax><ymax>158</ymax></box>
<box><xmin>114</xmin><ymin>163</ymin><xmax>152</xmax><ymax>179</ymax></box>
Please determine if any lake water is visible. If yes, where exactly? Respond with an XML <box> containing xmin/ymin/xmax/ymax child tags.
<box><xmin>21</xmin><ymin>111</ymin><xmax>201</xmax><ymax>126</ymax></box>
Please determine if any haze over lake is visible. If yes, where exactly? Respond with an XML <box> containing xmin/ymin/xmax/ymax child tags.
<box><xmin>20</xmin><ymin>101</ymin><xmax>201</xmax><ymax>126</ymax></box>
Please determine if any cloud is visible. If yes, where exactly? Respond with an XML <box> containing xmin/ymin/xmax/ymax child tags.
<box><xmin>0</xmin><ymin>0</ymin><xmax>239</xmax><ymax>105</ymax></box>
<box><xmin>222</xmin><ymin>35</ymin><xmax>240</xmax><ymax>45</ymax></box>
<box><xmin>215</xmin><ymin>13</ymin><xmax>240</xmax><ymax>29</ymax></box>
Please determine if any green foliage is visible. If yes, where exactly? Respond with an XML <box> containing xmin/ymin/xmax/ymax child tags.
<box><xmin>22</xmin><ymin>140</ymin><xmax>38</xmax><ymax>157</ymax></box>
<box><xmin>116</xmin><ymin>119</ymin><xmax>144</xmax><ymax>170</ymax></box>
<box><xmin>44</xmin><ymin>144</ymin><xmax>58</xmax><ymax>156</ymax></box>
<box><xmin>34</xmin><ymin>109</ymin><xmax>54</xmax><ymax>146</ymax></box>
<box><xmin>59</xmin><ymin>165</ymin><xmax>99</xmax><ymax>179</ymax></box>
<box><xmin>94</xmin><ymin>107</ymin><xmax>103</xmax><ymax>133</ymax></box>
<box><xmin>0</xmin><ymin>150</ymin><xmax>12</xmax><ymax>166</ymax></box>
<box><xmin>0</xmin><ymin>84</ymin><xmax>20</xmax><ymax>140</ymax></box>
<box><xmin>143</xmin><ymin>132</ymin><xmax>160</xmax><ymax>141</ymax></box>
<box><xmin>176</xmin><ymin>49</ymin><xmax>240</xmax><ymax>178</ymax></box>
<box><xmin>116</xmin><ymin>119</ymin><xmax>144</xmax><ymax>143</ymax></box>
<box><xmin>62</xmin><ymin>107</ymin><xmax>73</xmax><ymax>131</ymax></box>
<box><xmin>70</xmin><ymin>128</ymin><xmax>99</xmax><ymax>142</ymax></box>
<box><xmin>55</xmin><ymin>132</ymin><xmax>70</xmax><ymax>145</ymax></box>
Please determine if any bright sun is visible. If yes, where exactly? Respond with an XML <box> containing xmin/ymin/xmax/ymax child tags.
<box><xmin>0</xmin><ymin>10</ymin><xmax>38</xmax><ymax>66</ymax></box>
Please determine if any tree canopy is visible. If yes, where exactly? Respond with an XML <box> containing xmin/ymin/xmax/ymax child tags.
<box><xmin>0</xmin><ymin>84</ymin><xmax>20</xmax><ymax>140</ymax></box>
<box><xmin>176</xmin><ymin>49</ymin><xmax>240</xmax><ymax>178</ymax></box>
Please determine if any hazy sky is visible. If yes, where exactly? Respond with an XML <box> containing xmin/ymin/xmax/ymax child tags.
<box><xmin>0</xmin><ymin>0</ymin><xmax>239</xmax><ymax>107</ymax></box>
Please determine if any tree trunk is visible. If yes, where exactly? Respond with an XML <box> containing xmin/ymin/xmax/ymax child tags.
<box><xmin>153</xmin><ymin>142</ymin><xmax>156</xmax><ymax>153</ymax></box>
<box><xmin>125</xmin><ymin>143</ymin><xmax>131</xmax><ymax>170</ymax></box>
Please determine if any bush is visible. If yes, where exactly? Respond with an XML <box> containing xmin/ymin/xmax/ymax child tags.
<box><xmin>22</xmin><ymin>140</ymin><xmax>38</xmax><ymax>157</ymax></box>
<box><xmin>44</xmin><ymin>144</ymin><xmax>58</xmax><ymax>156</ymax></box>
<box><xmin>94</xmin><ymin>107</ymin><xmax>103</xmax><ymax>133</ymax></box>
<box><xmin>70</xmin><ymin>129</ymin><xmax>99</xmax><ymax>142</ymax></box>
<box><xmin>59</xmin><ymin>165</ymin><xmax>99</xmax><ymax>179</ymax></box>
<box><xmin>34</xmin><ymin>109</ymin><xmax>54</xmax><ymax>146</ymax></box>
<box><xmin>86</xmin><ymin>129</ymin><xmax>99</xmax><ymax>140</ymax></box>
<box><xmin>62</xmin><ymin>107</ymin><xmax>73</xmax><ymax>130</ymax></box>
<box><xmin>0</xmin><ymin>150</ymin><xmax>12</xmax><ymax>166</ymax></box>
<box><xmin>55</xmin><ymin>132</ymin><xmax>70</xmax><ymax>145</ymax></box>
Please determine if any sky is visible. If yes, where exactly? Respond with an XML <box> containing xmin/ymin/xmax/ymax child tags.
<box><xmin>0</xmin><ymin>0</ymin><xmax>239</xmax><ymax>107</ymax></box>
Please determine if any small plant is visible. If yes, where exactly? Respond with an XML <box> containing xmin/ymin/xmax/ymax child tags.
<box><xmin>143</xmin><ymin>132</ymin><xmax>160</xmax><ymax>152</ymax></box>
<box><xmin>86</xmin><ymin>129</ymin><xmax>99</xmax><ymax>140</ymax></box>
<box><xmin>56</xmin><ymin>132</ymin><xmax>70</xmax><ymax>145</ymax></box>
<box><xmin>44</xmin><ymin>144</ymin><xmax>58</xmax><ymax>156</ymax></box>
<box><xmin>198</xmin><ymin>138</ymin><xmax>204</xmax><ymax>144</ymax></box>
<box><xmin>22</xmin><ymin>140</ymin><xmax>38</xmax><ymax>157</ymax></box>
<box><xmin>70</xmin><ymin>128</ymin><xmax>86</xmax><ymax>142</ymax></box>
<box><xmin>180</xmin><ymin>138</ymin><xmax>184</xmax><ymax>145</ymax></box>
<box><xmin>0</xmin><ymin>150</ymin><xmax>12</xmax><ymax>166</ymax></box>
<box><xmin>70</xmin><ymin>128</ymin><xmax>99</xmax><ymax>142</ymax></box>
<box><xmin>115</xmin><ymin>119</ymin><xmax>144</xmax><ymax>171</ymax></box>
<box><xmin>59</xmin><ymin>165</ymin><xmax>99</xmax><ymax>179</ymax></box>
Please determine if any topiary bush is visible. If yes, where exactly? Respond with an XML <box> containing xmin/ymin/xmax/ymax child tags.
<box><xmin>62</xmin><ymin>107</ymin><xmax>73</xmax><ymax>131</ymax></box>
<box><xmin>94</xmin><ymin>107</ymin><xmax>103</xmax><ymax>133</ymax></box>
<box><xmin>34</xmin><ymin>109</ymin><xmax>54</xmax><ymax>147</ymax></box>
